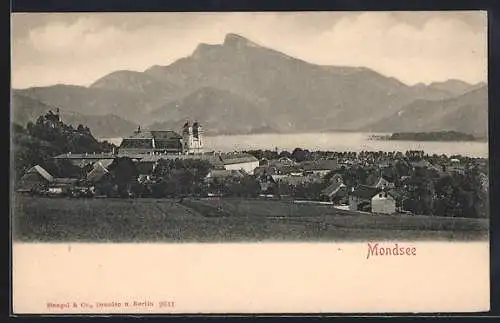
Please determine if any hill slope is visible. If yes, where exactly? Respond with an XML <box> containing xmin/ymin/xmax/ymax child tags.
<box><xmin>364</xmin><ymin>86</ymin><xmax>488</xmax><ymax>137</ymax></box>
<box><xmin>427</xmin><ymin>79</ymin><xmax>479</xmax><ymax>96</ymax></box>
<box><xmin>149</xmin><ymin>86</ymin><xmax>279</xmax><ymax>135</ymax></box>
<box><xmin>14</xmin><ymin>85</ymin><xmax>154</xmax><ymax>125</ymax></box>
<box><xmin>11</xmin><ymin>93</ymin><xmax>138</xmax><ymax>138</ymax></box>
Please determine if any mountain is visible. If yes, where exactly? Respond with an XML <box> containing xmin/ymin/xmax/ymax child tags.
<box><xmin>364</xmin><ymin>86</ymin><xmax>488</xmax><ymax>138</ymax></box>
<box><xmin>60</xmin><ymin>112</ymin><xmax>138</xmax><ymax>138</ymax></box>
<box><xmin>12</xmin><ymin>33</ymin><xmax>485</xmax><ymax>136</ymax></box>
<box><xmin>427</xmin><ymin>79</ymin><xmax>478</xmax><ymax>96</ymax></box>
<box><xmin>11</xmin><ymin>92</ymin><xmax>54</xmax><ymax>126</ymax></box>
<box><xmin>90</xmin><ymin>70</ymin><xmax>179</xmax><ymax>96</ymax></box>
<box><xmin>149</xmin><ymin>86</ymin><xmax>279</xmax><ymax>135</ymax></box>
<box><xmin>13</xmin><ymin>85</ymin><xmax>155</xmax><ymax>125</ymax></box>
<box><xmin>11</xmin><ymin>92</ymin><xmax>138</xmax><ymax>138</ymax></box>
<box><xmin>142</xmin><ymin>33</ymin><xmax>458</xmax><ymax>132</ymax></box>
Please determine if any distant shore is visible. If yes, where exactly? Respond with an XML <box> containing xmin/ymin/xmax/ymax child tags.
<box><xmin>370</xmin><ymin>131</ymin><xmax>487</xmax><ymax>142</ymax></box>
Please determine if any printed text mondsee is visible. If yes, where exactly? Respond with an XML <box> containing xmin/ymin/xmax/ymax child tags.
<box><xmin>366</xmin><ymin>242</ymin><xmax>417</xmax><ymax>259</ymax></box>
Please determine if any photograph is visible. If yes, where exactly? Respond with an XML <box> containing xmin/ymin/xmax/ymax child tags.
<box><xmin>11</xmin><ymin>11</ymin><xmax>489</xmax><ymax>243</ymax></box>
<box><xmin>10</xmin><ymin>11</ymin><xmax>490</xmax><ymax>314</ymax></box>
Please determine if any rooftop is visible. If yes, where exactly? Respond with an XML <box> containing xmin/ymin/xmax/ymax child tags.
<box><xmin>321</xmin><ymin>181</ymin><xmax>347</xmax><ymax>197</ymax></box>
<box><xmin>150</xmin><ymin>130</ymin><xmax>182</xmax><ymax>140</ymax></box>
<box><xmin>25</xmin><ymin>165</ymin><xmax>54</xmax><ymax>182</ymax></box>
<box><xmin>53</xmin><ymin>152</ymin><xmax>115</xmax><ymax>159</ymax></box>
<box><xmin>220</xmin><ymin>153</ymin><xmax>259</xmax><ymax>165</ymax></box>
<box><xmin>301</xmin><ymin>159</ymin><xmax>339</xmax><ymax>171</ymax></box>
<box><xmin>207</xmin><ymin>169</ymin><xmax>245</xmax><ymax>179</ymax></box>
<box><xmin>351</xmin><ymin>185</ymin><xmax>381</xmax><ymax>199</ymax></box>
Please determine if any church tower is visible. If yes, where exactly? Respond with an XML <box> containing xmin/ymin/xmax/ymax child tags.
<box><xmin>192</xmin><ymin>121</ymin><xmax>204</xmax><ymax>154</ymax></box>
<box><xmin>182</xmin><ymin>120</ymin><xmax>193</xmax><ymax>154</ymax></box>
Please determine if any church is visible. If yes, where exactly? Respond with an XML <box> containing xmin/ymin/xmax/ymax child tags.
<box><xmin>52</xmin><ymin>120</ymin><xmax>260</xmax><ymax>175</ymax></box>
<box><xmin>118</xmin><ymin>121</ymin><xmax>204</xmax><ymax>155</ymax></box>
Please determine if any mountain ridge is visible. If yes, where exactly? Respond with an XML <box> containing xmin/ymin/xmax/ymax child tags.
<box><xmin>12</xmin><ymin>33</ymin><xmax>487</xmax><ymax>137</ymax></box>
<box><xmin>363</xmin><ymin>85</ymin><xmax>488</xmax><ymax>137</ymax></box>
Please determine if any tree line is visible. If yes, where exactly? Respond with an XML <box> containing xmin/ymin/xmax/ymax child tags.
<box><xmin>12</xmin><ymin>112</ymin><xmax>116</xmax><ymax>181</ymax></box>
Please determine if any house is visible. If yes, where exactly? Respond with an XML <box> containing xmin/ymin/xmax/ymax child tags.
<box><xmin>410</xmin><ymin>159</ymin><xmax>431</xmax><ymax>170</ymax></box>
<box><xmin>447</xmin><ymin>166</ymin><xmax>466</xmax><ymax>175</ymax></box>
<box><xmin>277</xmin><ymin>156</ymin><xmax>295</xmax><ymax>165</ymax></box>
<box><xmin>328</xmin><ymin>173</ymin><xmax>344</xmax><ymax>184</ymax></box>
<box><xmin>374</xmin><ymin>176</ymin><xmax>395</xmax><ymax>189</ymax></box>
<box><xmin>87</xmin><ymin>164</ymin><xmax>111</xmax><ymax>184</ymax></box>
<box><xmin>479</xmin><ymin>172</ymin><xmax>489</xmax><ymax>192</ymax></box>
<box><xmin>253</xmin><ymin>166</ymin><xmax>271</xmax><ymax>177</ymax></box>
<box><xmin>52</xmin><ymin>152</ymin><xmax>115</xmax><ymax>168</ymax></box>
<box><xmin>47</xmin><ymin>178</ymin><xmax>80</xmax><ymax>196</ymax></box>
<box><xmin>301</xmin><ymin>159</ymin><xmax>339</xmax><ymax>176</ymax></box>
<box><xmin>221</xmin><ymin>153</ymin><xmax>260</xmax><ymax>174</ymax></box>
<box><xmin>348</xmin><ymin>185</ymin><xmax>381</xmax><ymax>212</ymax></box>
<box><xmin>258</xmin><ymin>175</ymin><xmax>277</xmax><ymax>193</ymax></box>
<box><xmin>273</xmin><ymin>164</ymin><xmax>303</xmax><ymax>176</ymax></box>
<box><xmin>409</xmin><ymin>159</ymin><xmax>440</xmax><ymax>172</ymax></box>
<box><xmin>205</xmin><ymin>169</ymin><xmax>245</xmax><ymax>183</ymax></box>
<box><xmin>270</xmin><ymin>174</ymin><xmax>288</xmax><ymax>182</ymax></box>
<box><xmin>17</xmin><ymin>165</ymin><xmax>54</xmax><ymax>193</ymax></box>
<box><xmin>87</xmin><ymin>162</ymin><xmax>111</xmax><ymax>183</ymax></box>
<box><xmin>320</xmin><ymin>180</ymin><xmax>347</xmax><ymax>203</ymax></box>
<box><xmin>86</xmin><ymin>162</ymin><xmax>115</xmax><ymax>196</ymax></box>
<box><xmin>272</xmin><ymin>174</ymin><xmax>321</xmax><ymax>187</ymax></box>
<box><xmin>371</xmin><ymin>191</ymin><xmax>397</xmax><ymax>214</ymax></box>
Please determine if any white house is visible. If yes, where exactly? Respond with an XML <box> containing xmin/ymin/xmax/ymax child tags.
<box><xmin>221</xmin><ymin>154</ymin><xmax>260</xmax><ymax>175</ymax></box>
<box><xmin>371</xmin><ymin>191</ymin><xmax>397</xmax><ymax>215</ymax></box>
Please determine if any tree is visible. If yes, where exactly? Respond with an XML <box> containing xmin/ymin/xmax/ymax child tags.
<box><xmin>279</xmin><ymin>150</ymin><xmax>293</xmax><ymax>159</ymax></box>
<box><xmin>292</xmin><ymin>148</ymin><xmax>310</xmax><ymax>162</ymax></box>
<box><xmin>54</xmin><ymin>159</ymin><xmax>83</xmax><ymax>178</ymax></box>
<box><xmin>153</xmin><ymin>159</ymin><xmax>173</xmax><ymax>178</ymax></box>
<box><xmin>108</xmin><ymin>157</ymin><xmax>138</xmax><ymax>197</ymax></box>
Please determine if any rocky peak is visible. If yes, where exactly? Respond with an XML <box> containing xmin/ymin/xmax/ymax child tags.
<box><xmin>223</xmin><ymin>33</ymin><xmax>261</xmax><ymax>49</ymax></box>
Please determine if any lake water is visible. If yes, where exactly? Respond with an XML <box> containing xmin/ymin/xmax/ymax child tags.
<box><xmin>100</xmin><ymin>132</ymin><xmax>488</xmax><ymax>158</ymax></box>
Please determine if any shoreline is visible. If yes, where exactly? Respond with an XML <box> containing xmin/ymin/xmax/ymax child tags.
<box><xmin>369</xmin><ymin>133</ymin><xmax>487</xmax><ymax>143</ymax></box>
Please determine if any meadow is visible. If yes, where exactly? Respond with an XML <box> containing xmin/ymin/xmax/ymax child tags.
<box><xmin>12</xmin><ymin>195</ymin><xmax>489</xmax><ymax>242</ymax></box>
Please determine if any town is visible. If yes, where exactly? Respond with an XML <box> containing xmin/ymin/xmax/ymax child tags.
<box><xmin>14</xmin><ymin>110</ymin><xmax>489</xmax><ymax>219</ymax></box>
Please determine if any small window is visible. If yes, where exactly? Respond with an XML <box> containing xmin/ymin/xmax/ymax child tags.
<box><xmin>379</xmin><ymin>193</ymin><xmax>382</xmax><ymax>197</ymax></box>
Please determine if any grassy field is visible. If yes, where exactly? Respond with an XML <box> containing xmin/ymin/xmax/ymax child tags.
<box><xmin>11</xmin><ymin>195</ymin><xmax>489</xmax><ymax>242</ymax></box>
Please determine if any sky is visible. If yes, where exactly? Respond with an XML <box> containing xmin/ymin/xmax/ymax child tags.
<box><xmin>11</xmin><ymin>11</ymin><xmax>487</xmax><ymax>89</ymax></box>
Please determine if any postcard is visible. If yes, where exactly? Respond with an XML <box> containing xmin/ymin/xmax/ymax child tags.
<box><xmin>11</xmin><ymin>11</ymin><xmax>489</xmax><ymax>314</ymax></box>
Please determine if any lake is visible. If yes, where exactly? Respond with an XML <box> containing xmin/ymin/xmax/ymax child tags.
<box><xmin>100</xmin><ymin>132</ymin><xmax>488</xmax><ymax>158</ymax></box>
